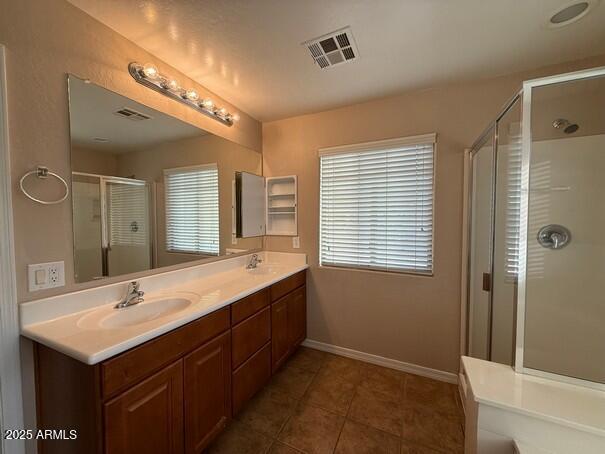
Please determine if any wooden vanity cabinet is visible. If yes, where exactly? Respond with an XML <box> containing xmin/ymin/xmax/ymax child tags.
<box><xmin>232</xmin><ymin>343</ymin><xmax>272</xmax><ymax>414</ymax></box>
<box><xmin>271</xmin><ymin>296</ymin><xmax>290</xmax><ymax>372</ymax></box>
<box><xmin>104</xmin><ymin>360</ymin><xmax>184</xmax><ymax>454</ymax></box>
<box><xmin>230</xmin><ymin>288</ymin><xmax>272</xmax><ymax>415</ymax></box>
<box><xmin>35</xmin><ymin>307</ymin><xmax>231</xmax><ymax>454</ymax></box>
<box><xmin>287</xmin><ymin>285</ymin><xmax>307</xmax><ymax>348</ymax></box>
<box><xmin>184</xmin><ymin>331</ymin><xmax>231</xmax><ymax>454</ymax></box>
<box><xmin>272</xmin><ymin>280</ymin><xmax>307</xmax><ymax>373</ymax></box>
<box><xmin>232</xmin><ymin>271</ymin><xmax>307</xmax><ymax>411</ymax></box>
<box><xmin>34</xmin><ymin>270</ymin><xmax>307</xmax><ymax>454</ymax></box>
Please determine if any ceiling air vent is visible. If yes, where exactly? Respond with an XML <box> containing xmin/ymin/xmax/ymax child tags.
<box><xmin>303</xmin><ymin>26</ymin><xmax>359</xmax><ymax>70</ymax></box>
<box><xmin>113</xmin><ymin>107</ymin><xmax>152</xmax><ymax>121</ymax></box>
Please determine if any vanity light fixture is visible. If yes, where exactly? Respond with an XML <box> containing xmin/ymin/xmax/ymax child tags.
<box><xmin>128</xmin><ymin>62</ymin><xmax>237</xmax><ymax>127</ymax></box>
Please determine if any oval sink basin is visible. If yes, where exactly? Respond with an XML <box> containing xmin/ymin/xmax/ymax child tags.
<box><xmin>77</xmin><ymin>293</ymin><xmax>199</xmax><ymax>330</ymax></box>
<box><xmin>101</xmin><ymin>297</ymin><xmax>193</xmax><ymax>329</ymax></box>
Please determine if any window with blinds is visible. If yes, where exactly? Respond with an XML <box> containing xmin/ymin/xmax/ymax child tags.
<box><xmin>319</xmin><ymin>134</ymin><xmax>435</xmax><ymax>274</ymax></box>
<box><xmin>164</xmin><ymin>164</ymin><xmax>219</xmax><ymax>256</ymax></box>
<box><xmin>108</xmin><ymin>182</ymin><xmax>149</xmax><ymax>247</ymax></box>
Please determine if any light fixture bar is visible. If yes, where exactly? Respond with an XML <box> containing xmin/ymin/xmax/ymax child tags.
<box><xmin>128</xmin><ymin>62</ymin><xmax>237</xmax><ymax>127</ymax></box>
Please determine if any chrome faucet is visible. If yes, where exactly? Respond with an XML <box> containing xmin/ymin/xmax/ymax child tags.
<box><xmin>246</xmin><ymin>254</ymin><xmax>263</xmax><ymax>269</ymax></box>
<box><xmin>115</xmin><ymin>281</ymin><xmax>145</xmax><ymax>309</ymax></box>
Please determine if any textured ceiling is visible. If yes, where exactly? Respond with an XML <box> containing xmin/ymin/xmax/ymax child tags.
<box><xmin>67</xmin><ymin>0</ymin><xmax>605</xmax><ymax>121</ymax></box>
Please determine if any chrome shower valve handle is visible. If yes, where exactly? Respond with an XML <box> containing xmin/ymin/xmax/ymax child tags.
<box><xmin>537</xmin><ymin>224</ymin><xmax>571</xmax><ymax>250</ymax></box>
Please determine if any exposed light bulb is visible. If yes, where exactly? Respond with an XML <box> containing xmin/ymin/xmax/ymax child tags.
<box><xmin>185</xmin><ymin>89</ymin><xmax>199</xmax><ymax>101</ymax></box>
<box><xmin>129</xmin><ymin>62</ymin><xmax>235</xmax><ymax>127</ymax></box>
<box><xmin>142</xmin><ymin>63</ymin><xmax>159</xmax><ymax>79</ymax></box>
<box><xmin>166</xmin><ymin>79</ymin><xmax>179</xmax><ymax>90</ymax></box>
<box><xmin>201</xmin><ymin>99</ymin><xmax>214</xmax><ymax>110</ymax></box>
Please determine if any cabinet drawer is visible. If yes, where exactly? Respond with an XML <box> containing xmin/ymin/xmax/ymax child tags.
<box><xmin>232</xmin><ymin>306</ymin><xmax>271</xmax><ymax>369</ymax></box>
<box><xmin>231</xmin><ymin>288</ymin><xmax>270</xmax><ymax>325</ymax></box>
<box><xmin>270</xmin><ymin>270</ymin><xmax>306</xmax><ymax>302</ymax></box>
<box><xmin>102</xmin><ymin>307</ymin><xmax>230</xmax><ymax>398</ymax></box>
<box><xmin>232</xmin><ymin>342</ymin><xmax>271</xmax><ymax>415</ymax></box>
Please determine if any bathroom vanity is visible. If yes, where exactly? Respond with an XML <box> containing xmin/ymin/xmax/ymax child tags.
<box><xmin>20</xmin><ymin>252</ymin><xmax>308</xmax><ymax>454</ymax></box>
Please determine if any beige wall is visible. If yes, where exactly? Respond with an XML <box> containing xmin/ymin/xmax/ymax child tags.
<box><xmin>263</xmin><ymin>54</ymin><xmax>605</xmax><ymax>374</ymax></box>
<box><xmin>71</xmin><ymin>146</ymin><xmax>118</xmax><ymax>176</ymax></box>
<box><xmin>0</xmin><ymin>0</ymin><xmax>262</xmax><ymax>302</ymax></box>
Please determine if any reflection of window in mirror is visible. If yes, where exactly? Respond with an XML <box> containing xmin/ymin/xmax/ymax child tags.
<box><xmin>164</xmin><ymin>164</ymin><xmax>219</xmax><ymax>256</ymax></box>
<box><xmin>68</xmin><ymin>75</ymin><xmax>263</xmax><ymax>284</ymax></box>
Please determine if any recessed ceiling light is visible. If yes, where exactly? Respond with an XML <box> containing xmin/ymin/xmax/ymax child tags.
<box><xmin>547</xmin><ymin>1</ymin><xmax>596</xmax><ymax>28</ymax></box>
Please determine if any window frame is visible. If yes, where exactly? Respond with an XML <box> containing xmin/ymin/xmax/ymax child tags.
<box><xmin>163</xmin><ymin>163</ymin><xmax>220</xmax><ymax>256</ymax></box>
<box><xmin>318</xmin><ymin>133</ymin><xmax>437</xmax><ymax>276</ymax></box>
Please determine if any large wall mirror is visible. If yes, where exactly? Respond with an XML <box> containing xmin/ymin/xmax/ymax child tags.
<box><xmin>68</xmin><ymin>75</ymin><xmax>263</xmax><ymax>283</ymax></box>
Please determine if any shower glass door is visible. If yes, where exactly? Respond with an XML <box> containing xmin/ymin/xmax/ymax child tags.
<box><xmin>467</xmin><ymin>95</ymin><xmax>521</xmax><ymax>365</ymax></box>
<box><xmin>72</xmin><ymin>173</ymin><xmax>152</xmax><ymax>281</ymax></box>
<box><xmin>490</xmin><ymin>98</ymin><xmax>521</xmax><ymax>365</ymax></box>
<box><xmin>103</xmin><ymin>178</ymin><xmax>152</xmax><ymax>278</ymax></box>
<box><xmin>467</xmin><ymin>128</ymin><xmax>495</xmax><ymax>360</ymax></box>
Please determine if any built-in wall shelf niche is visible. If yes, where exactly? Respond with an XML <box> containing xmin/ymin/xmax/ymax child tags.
<box><xmin>266</xmin><ymin>176</ymin><xmax>297</xmax><ymax>236</ymax></box>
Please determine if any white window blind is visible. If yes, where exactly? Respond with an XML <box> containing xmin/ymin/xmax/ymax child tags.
<box><xmin>108</xmin><ymin>182</ymin><xmax>149</xmax><ymax>247</ymax></box>
<box><xmin>319</xmin><ymin>134</ymin><xmax>435</xmax><ymax>274</ymax></box>
<box><xmin>504</xmin><ymin>126</ymin><xmax>522</xmax><ymax>281</ymax></box>
<box><xmin>164</xmin><ymin>164</ymin><xmax>219</xmax><ymax>255</ymax></box>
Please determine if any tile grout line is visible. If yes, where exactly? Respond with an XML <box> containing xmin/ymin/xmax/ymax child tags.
<box><xmin>271</xmin><ymin>357</ymin><xmax>323</xmax><ymax>454</ymax></box>
<box><xmin>330</xmin><ymin>411</ymin><xmax>347</xmax><ymax>454</ymax></box>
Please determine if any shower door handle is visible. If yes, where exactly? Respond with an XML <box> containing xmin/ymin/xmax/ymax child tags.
<box><xmin>101</xmin><ymin>246</ymin><xmax>109</xmax><ymax>277</ymax></box>
<box><xmin>482</xmin><ymin>272</ymin><xmax>491</xmax><ymax>292</ymax></box>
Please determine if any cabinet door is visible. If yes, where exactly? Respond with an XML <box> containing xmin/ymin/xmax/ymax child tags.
<box><xmin>184</xmin><ymin>331</ymin><xmax>231</xmax><ymax>454</ymax></box>
<box><xmin>287</xmin><ymin>286</ymin><xmax>306</xmax><ymax>348</ymax></box>
<box><xmin>271</xmin><ymin>298</ymin><xmax>289</xmax><ymax>372</ymax></box>
<box><xmin>104</xmin><ymin>360</ymin><xmax>184</xmax><ymax>454</ymax></box>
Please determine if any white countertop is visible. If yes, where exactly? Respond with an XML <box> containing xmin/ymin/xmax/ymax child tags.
<box><xmin>462</xmin><ymin>356</ymin><xmax>605</xmax><ymax>438</ymax></box>
<box><xmin>20</xmin><ymin>251</ymin><xmax>308</xmax><ymax>365</ymax></box>
<box><xmin>514</xmin><ymin>440</ymin><xmax>553</xmax><ymax>454</ymax></box>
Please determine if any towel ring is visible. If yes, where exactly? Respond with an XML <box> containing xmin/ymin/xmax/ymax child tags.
<box><xmin>19</xmin><ymin>166</ymin><xmax>69</xmax><ymax>205</ymax></box>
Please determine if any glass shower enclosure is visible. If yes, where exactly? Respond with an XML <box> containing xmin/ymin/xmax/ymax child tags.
<box><xmin>466</xmin><ymin>66</ymin><xmax>605</xmax><ymax>388</ymax></box>
<box><xmin>72</xmin><ymin>172</ymin><xmax>152</xmax><ymax>282</ymax></box>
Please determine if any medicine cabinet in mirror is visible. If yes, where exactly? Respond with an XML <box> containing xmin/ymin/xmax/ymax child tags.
<box><xmin>235</xmin><ymin>173</ymin><xmax>298</xmax><ymax>237</ymax></box>
<box><xmin>68</xmin><ymin>75</ymin><xmax>263</xmax><ymax>283</ymax></box>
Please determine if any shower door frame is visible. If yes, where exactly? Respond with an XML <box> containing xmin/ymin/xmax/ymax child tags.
<box><xmin>466</xmin><ymin>126</ymin><xmax>496</xmax><ymax>361</ymax></box>
<box><xmin>514</xmin><ymin>65</ymin><xmax>605</xmax><ymax>390</ymax></box>
<box><xmin>465</xmin><ymin>92</ymin><xmax>521</xmax><ymax>362</ymax></box>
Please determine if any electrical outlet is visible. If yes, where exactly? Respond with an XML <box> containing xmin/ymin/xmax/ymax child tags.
<box><xmin>292</xmin><ymin>236</ymin><xmax>300</xmax><ymax>249</ymax></box>
<box><xmin>28</xmin><ymin>261</ymin><xmax>65</xmax><ymax>291</ymax></box>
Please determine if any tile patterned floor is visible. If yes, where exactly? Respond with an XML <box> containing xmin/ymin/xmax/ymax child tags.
<box><xmin>205</xmin><ymin>347</ymin><xmax>465</xmax><ymax>454</ymax></box>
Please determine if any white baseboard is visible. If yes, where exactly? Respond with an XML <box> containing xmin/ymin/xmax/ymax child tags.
<box><xmin>302</xmin><ymin>339</ymin><xmax>458</xmax><ymax>384</ymax></box>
